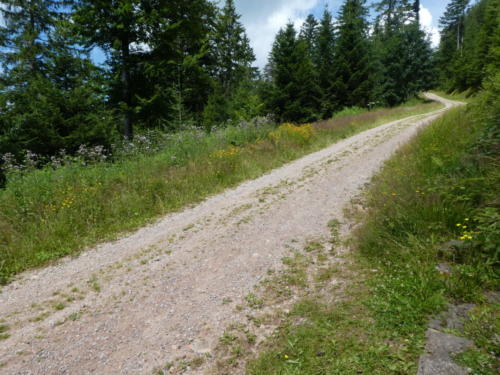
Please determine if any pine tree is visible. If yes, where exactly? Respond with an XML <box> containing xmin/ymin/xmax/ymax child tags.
<box><xmin>139</xmin><ymin>0</ymin><xmax>216</xmax><ymax>129</ymax></box>
<box><xmin>213</xmin><ymin>0</ymin><xmax>255</xmax><ymax>94</ymax></box>
<box><xmin>0</xmin><ymin>1</ymin><xmax>114</xmax><ymax>156</ymax></box>
<box><xmin>316</xmin><ymin>8</ymin><xmax>337</xmax><ymax>117</ymax></box>
<box><xmin>442</xmin><ymin>0</ymin><xmax>499</xmax><ymax>92</ymax></box>
<box><xmin>299</xmin><ymin>14</ymin><xmax>319</xmax><ymax>60</ymax></box>
<box><xmin>204</xmin><ymin>0</ymin><xmax>257</xmax><ymax>126</ymax></box>
<box><xmin>437</xmin><ymin>0</ymin><xmax>470</xmax><ymax>88</ymax></box>
<box><xmin>439</xmin><ymin>0</ymin><xmax>470</xmax><ymax>54</ymax></box>
<box><xmin>74</xmin><ymin>0</ymin><xmax>146</xmax><ymax>139</ymax></box>
<box><xmin>266</xmin><ymin>23</ymin><xmax>321</xmax><ymax>123</ymax></box>
<box><xmin>333</xmin><ymin>0</ymin><xmax>372</xmax><ymax>109</ymax></box>
<box><xmin>372</xmin><ymin>0</ymin><xmax>433</xmax><ymax>105</ymax></box>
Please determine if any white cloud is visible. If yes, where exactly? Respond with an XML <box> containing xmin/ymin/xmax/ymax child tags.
<box><xmin>420</xmin><ymin>6</ymin><xmax>440</xmax><ymax>47</ymax></box>
<box><xmin>235</xmin><ymin>0</ymin><xmax>318</xmax><ymax>69</ymax></box>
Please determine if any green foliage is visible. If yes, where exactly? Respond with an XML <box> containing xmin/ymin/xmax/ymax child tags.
<box><xmin>212</xmin><ymin>0</ymin><xmax>255</xmax><ymax>93</ymax></box>
<box><xmin>438</xmin><ymin>0</ymin><xmax>499</xmax><ymax>92</ymax></box>
<box><xmin>74</xmin><ymin>0</ymin><xmax>218</xmax><ymax>135</ymax></box>
<box><xmin>333</xmin><ymin>0</ymin><xmax>373</xmax><ymax>109</ymax></box>
<box><xmin>266</xmin><ymin>23</ymin><xmax>321</xmax><ymax>123</ymax></box>
<box><xmin>372</xmin><ymin>0</ymin><xmax>435</xmax><ymax>106</ymax></box>
<box><xmin>358</xmin><ymin>103</ymin><xmax>499</xmax><ymax>300</ymax></box>
<box><xmin>202</xmin><ymin>0</ymin><xmax>259</xmax><ymax>128</ymax></box>
<box><xmin>299</xmin><ymin>14</ymin><xmax>319</xmax><ymax>60</ymax></box>
<box><xmin>456</xmin><ymin>301</ymin><xmax>500</xmax><ymax>375</ymax></box>
<box><xmin>316</xmin><ymin>8</ymin><xmax>337</xmax><ymax>117</ymax></box>
<box><xmin>0</xmin><ymin>74</ymin><xmax>115</xmax><ymax>156</ymax></box>
<box><xmin>0</xmin><ymin>1</ymin><xmax>115</xmax><ymax>157</ymax></box>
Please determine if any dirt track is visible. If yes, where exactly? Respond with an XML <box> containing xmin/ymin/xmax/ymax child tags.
<box><xmin>0</xmin><ymin>94</ymin><xmax>462</xmax><ymax>375</ymax></box>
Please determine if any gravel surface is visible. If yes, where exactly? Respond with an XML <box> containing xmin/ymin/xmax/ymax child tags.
<box><xmin>0</xmin><ymin>94</ymin><xmax>462</xmax><ymax>375</ymax></box>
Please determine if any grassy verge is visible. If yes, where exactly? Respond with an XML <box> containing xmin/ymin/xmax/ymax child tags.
<box><xmin>247</xmin><ymin>89</ymin><xmax>499</xmax><ymax>374</ymax></box>
<box><xmin>0</xmin><ymin>99</ymin><xmax>441</xmax><ymax>284</ymax></box>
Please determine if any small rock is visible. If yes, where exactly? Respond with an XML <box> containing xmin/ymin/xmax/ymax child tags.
<box><xmin>485</xmin><ymin>291</ymin><xmax>500</xmax><ymax>304</ymax></box>
<box><xmin>436</xmin><ymin>263</ymin><xmax>453</xmax><ymax>275</ymax></box>
<box><xmin>417</xmin><ymin>329</ymin><xmax>473</xmax><ymax>375</ymax></box>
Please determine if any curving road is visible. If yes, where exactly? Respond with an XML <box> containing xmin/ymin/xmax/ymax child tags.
<box><xmin>0</xmin><ymin>93</ymin><xmax>463</xmax><ymax>375</ymax></box>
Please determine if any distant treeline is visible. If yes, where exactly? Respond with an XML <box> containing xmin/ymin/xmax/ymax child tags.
<box><xmin>0</xmin><ymin>0</ymin><xmax>497</xmax><ymax>162</ymax></box>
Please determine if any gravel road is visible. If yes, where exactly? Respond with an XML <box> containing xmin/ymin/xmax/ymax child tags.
<box><xmin>0</xmin><ymin>93</ymin><xmax>462</xmax><ymax>375</ymax></box>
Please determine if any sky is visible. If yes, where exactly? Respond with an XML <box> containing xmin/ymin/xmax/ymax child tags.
<box><xmin>234</xmin><ymin>0</ymin><xmax>451</xmax><ymax>69</ymax></box>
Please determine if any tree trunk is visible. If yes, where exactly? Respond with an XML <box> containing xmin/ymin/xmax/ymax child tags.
<box><xmin>121</xmin><ymin>34</ymin><xmax>133</xmax><ymax>139</ymax></box>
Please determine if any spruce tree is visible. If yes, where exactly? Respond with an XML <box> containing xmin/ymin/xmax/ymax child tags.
<box><xmin>212</xmin><ymin>0</ymin><xmax>255</xmax><ymax>94</ymax></box>
<box><xmin>372</xmin><ymin>0</ymin><xmax>433</xmax><ymax>105</ymax></box>
<box><xmin>0</xmin><ymin>1</ymin><xmax>114</xmax><ymax>156</ymax></box>
<box><xmin>374</xmin><ymin>0</ymin><xmax>412</xmax><ymax>33</ymax></box>
<box><xmin>437</xmin><ymin>0</ymin><xmax>470</xmax><ymax>88</ymax></box>
<box><xmin>204</xmin><ymin>0</ymin><xmax>257</xmax><ymax>126</ymax></box>
<box><xmin>299</xmin><ymin>14</ymin><xmax>319</xmax><ymax>60</ymax></box>
<box><xmin>333</xmin><ymin>0</ymin><xmax>372</xmax><ymax>109</ymax></box>
<box><xmin>74</xmin><ymin>0</ymin><xmax>145</xmax><ymax>139</ymax></box>
<box><xmin>0</xmin><ymin>0</ymin><xmax>61</xmax><ymax>79</ymax></box>
<box><xmin>442</xmin><ymin>0</ymin><xmax>499</xmax><ymax>92</ymax></box>
<box><xmin>316</xmin><ymin>8</ymin><xmax>337</xmax><ymax>117</ymax></box>
<box><xmin>267</xmin><ymin>23</ymin><xmax>321</xmax><ymax>123</ymax></box>
<box><xmin>140</xmin><ymin>0</ymin><xmax>216</xmax><ymax>129</ymax></box>
<box><xmin>439</xmin><ymin>0</ymin><xmax>470</xmax><ymax>54</ymax></box>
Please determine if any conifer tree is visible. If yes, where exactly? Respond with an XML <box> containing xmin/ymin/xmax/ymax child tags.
<box><xmin>372</xmin><ymin>0</ymin><xmax>433</xmax><ymax>105</ymax></box>
<box><xmin>266</xmin><ymin>23</ymin><xmax>321</xmax><ymax>123</ymax></box>
<box><xmin>316</xmin><ymin>8</ymin><xmax>337</xmax><ymax>117</ymax></box>
<box><xmin>0</xmin><ymin>1</ymin><xmax>113</xmax><ymax>156</ymax></box>
<box><xmin>333</xmin><ymin>0</ymin><xmax>372</xmax><ymax>109</ymax></box>
<box><xmin>212</xmin><ymin>0</ymin><xmax>255</xmax><ymax>94</ymax></box>
<box><xmin>74</xmin><ymin>0</ymin><xmax>145</xmax><ymax>139</ymax></box>
<box><xmin>374</xmin><ymin>0</ymin><xmax>412</xmax><ymax>33</ymax></box>
<box><xmin>204</xmin><ymin>0</ymin><xmax>257</xmax><ymax>126</ymax></box>
<box><xmin>440</xmin><ymin>0</ymin><xmax>499</xmax><ymax>92</ymax></box>
<box><xmin>439</xmin><ymin>0</ymin><xmax>470</xmax><ymax>54</ymax></box>
<box><xmin>299</xmin><ymin>14</ymin><xmax>319</xmax><ymax>60</ymax></box>
<box><xmin>437</xmin><ymin>0</ymin><xmax>470</xmax><ymax>88</ymax></box>
<box><xmin>0</xmin><ymin>0</ymin><xmax>62</xmax><ymax>80</ymax></box>
<box><xmin>140</xmin><ymin>0</ymin><xmax>216</xmax><ymax>128</ymax></box>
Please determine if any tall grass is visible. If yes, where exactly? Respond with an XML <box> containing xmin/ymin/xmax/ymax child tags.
<box><xmin>0</xmin><ymin>99</ymin><xmax>441</xmax><ymax>283</ymax></box>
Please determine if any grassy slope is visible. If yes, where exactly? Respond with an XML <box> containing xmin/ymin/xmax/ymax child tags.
<box><xmin>248</xmin><ymin>103</ymin><xmax>499</xmax><ymax>374</ymax></box>
<box><xmin>0</xmin><ymin>99</ymin><xmax>441</xmax><ymax>284</ymax></box>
